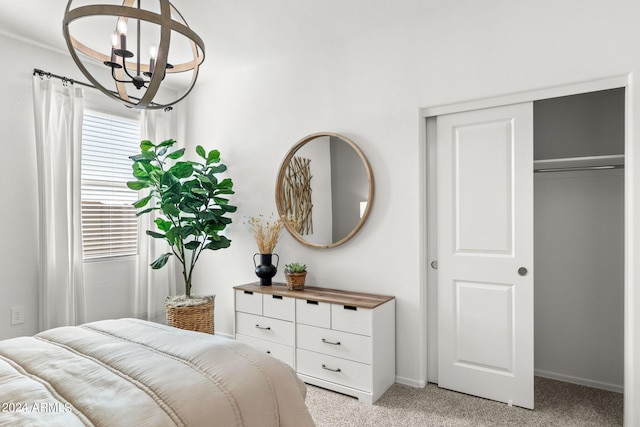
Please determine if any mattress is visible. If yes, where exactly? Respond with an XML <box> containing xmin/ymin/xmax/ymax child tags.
<box><xmin>0</xmin><ymin>318</ymin><xmax>315</xmax><ymax>426</ymax></box>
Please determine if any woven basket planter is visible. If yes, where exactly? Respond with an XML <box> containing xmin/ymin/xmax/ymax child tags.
<box><xmin>285</xmin><ymin>271</ymin><xmax>307</xmax><ymax>291</ymax></box>
<box><xmin>165</xmin><ymin>295</ymin><xmax>215</xmax><ymax>334</ymax></box>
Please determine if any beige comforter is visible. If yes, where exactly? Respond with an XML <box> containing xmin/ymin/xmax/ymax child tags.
<box><xmin>0</xmin><ymin>318</ymin><xmax>315</xmax><ymax>426</ymax></box>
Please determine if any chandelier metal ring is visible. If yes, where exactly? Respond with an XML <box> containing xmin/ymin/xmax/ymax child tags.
<box><xmin>63</xmin><ymin>0</ymin><xmax>205</xmax><ymax>109</ymax></box>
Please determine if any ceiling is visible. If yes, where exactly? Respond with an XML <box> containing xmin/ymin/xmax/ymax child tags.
<box><xmin>1</xmin><ymin>0</ymin><xmax>449</xmax><ymax>72</ymax></box>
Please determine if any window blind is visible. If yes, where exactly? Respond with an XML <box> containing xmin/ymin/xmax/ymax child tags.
<box><xmin>81</xmin><ymin>112</ymin><xmax>140</xmax><ymax>259</ymax></box>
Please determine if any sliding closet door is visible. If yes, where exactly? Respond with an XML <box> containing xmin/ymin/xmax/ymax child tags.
<box><xmin>437</xmin><ymin>103</ymin><xmax>534</xmax><ymax>409</ymax></box>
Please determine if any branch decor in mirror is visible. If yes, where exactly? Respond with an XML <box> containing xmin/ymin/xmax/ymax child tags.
<box><xmin>276</xmin><ymin>132</ymin><xmax>374</xmax><ymax>249</ymax></box>
<box><xmin>282</xmin><ymin>156</ymin><xmax>313</xmax><ymax>235</ymax></box>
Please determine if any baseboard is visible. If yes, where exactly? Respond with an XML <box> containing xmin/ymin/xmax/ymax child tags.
<box><xmin>535</xmin><ymin>369</ymin><xmax>623</xmax><ymax>394</ymax></box>
<box><xmin>395</xmin><ymin>375</ymin><xmax>427</xmax><ymax>388</ymax></box>
<box><xmin>216</xmin><ymin>331</ymin><xmax>233</xmax><ymax>340</ymax></box>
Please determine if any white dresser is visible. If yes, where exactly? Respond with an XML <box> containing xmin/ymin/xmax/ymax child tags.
<box><xmin>234</xmin><ymin>283</ymin><xmax>395</xmax><ymax>404</ymax></box>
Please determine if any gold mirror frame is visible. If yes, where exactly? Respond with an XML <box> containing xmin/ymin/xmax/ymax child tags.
<box><xmin>275</xmin><ymin>132</ymin><xmax>374</xmax><ymax>249</ymax></box>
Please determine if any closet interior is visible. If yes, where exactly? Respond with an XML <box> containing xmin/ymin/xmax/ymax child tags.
<box><xmin>533</xmin><ymin>88</ymin><xmax>624</xmax><ymax>393</ymax></box>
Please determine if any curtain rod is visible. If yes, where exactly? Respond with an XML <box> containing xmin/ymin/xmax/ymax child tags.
<box><xmin>32</xmin><ymin>68</ymin><xmax>172</xmax><ymax>111</ymax></box>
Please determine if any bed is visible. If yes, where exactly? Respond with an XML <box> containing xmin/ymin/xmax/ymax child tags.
<box><xmin>0</xmin><ymin>318</ymin><xmax>315</xmax><ymax>426</ymax></box>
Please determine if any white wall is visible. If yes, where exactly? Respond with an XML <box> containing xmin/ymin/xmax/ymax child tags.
<box><xmin>183</xmin><ymin>0</ymin><xmax>640</xmax><ymax>420</ymax></box>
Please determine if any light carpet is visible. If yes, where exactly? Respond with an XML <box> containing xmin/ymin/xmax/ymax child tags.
<box><xmin>304</xmin><ymin>377</ymin><xmax>623</xmax><ymax>426</ymax></box>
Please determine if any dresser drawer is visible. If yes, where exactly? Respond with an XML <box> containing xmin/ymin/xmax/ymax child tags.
<box><xmin>235</xmin><ymin>290</ymin><xmax>262</xmax><ymax>315</ymax></box>
<box><xmin>263</xmin><ymin>294</ymin><xmax>295</xmax><ymax>321</ymax></box>
<box><xmin>296</xmin><ymin>298</ymin><xmax>330</xmax><ymax>328</ymax></box>
<box><xmin>331</xmin><ymin>304</ymin><xmax>371</xmax><ymax>336</ymax></box>
<box><xmin>235</xmin><ymin>334</ymin><xmax>294</xmax><ymax>367</ymax></box>
<box><xmin>297</xmin><ymin>349</ymin><xmax>372</xmax><ymax>392</ymax></box>
<box><xmin>236</xmin><ymin>312</ymin><xmax>294</xmax><ymax>346</ymax></box>
<box><xmin>297</xmin><ymin>324</ymin><xmax>371</xmax><ymax>364</ymax></box>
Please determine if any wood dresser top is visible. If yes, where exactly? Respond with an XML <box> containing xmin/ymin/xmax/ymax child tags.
<box><xmin>234</xmin><ymin>282</ymin><xmax>395</xmax><ymax>309</ymax></box>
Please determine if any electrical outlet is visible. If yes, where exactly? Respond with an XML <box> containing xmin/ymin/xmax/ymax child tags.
<box><xmin>11</xmin><ymin>306</ymin><xmax>24</xmax><ymax>325</ymax></box>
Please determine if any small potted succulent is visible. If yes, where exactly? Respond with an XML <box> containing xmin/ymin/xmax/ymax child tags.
<box><xmin>285</xmin><ymin>262</ymin><xmax>307</xmax><ymax>291</ymax></box>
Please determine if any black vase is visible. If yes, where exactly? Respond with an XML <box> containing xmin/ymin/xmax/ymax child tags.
<box><xmin>253</xmin><ymin>253</ymin><xmax>279</xmax><ymax>286</ymax></box>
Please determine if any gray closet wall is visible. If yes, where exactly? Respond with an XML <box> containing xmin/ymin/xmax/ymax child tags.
<box><xmin>533</xmin><ymin>88</ymin><xmax>625</xmax><ymax>391</ymax></box>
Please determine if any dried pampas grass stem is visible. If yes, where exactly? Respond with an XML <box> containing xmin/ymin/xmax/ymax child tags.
<box><xmin>247</xmin><ymin>214</ymin><xmax>284</xmax><ymax>253</ymax></box>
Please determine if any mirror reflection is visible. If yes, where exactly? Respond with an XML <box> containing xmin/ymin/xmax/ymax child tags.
<box><xmin>276</xmin><ymin>132</ymin><xmax>374</xmax><ymax>248</ymax></box>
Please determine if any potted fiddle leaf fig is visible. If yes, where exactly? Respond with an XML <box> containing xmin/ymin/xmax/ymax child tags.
<box><xmin>127</xmin><ymin>139</ymin><xmax>236</xmax><ymax>333</ymax></box>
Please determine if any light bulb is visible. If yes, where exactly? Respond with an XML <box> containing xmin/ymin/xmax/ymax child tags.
<box><xmin>149</xmin><ymin>45</ymin><xmax>157</xmax><ymax>74</ymax></box>
<box><xmin>117</xmin><ymin>19</ymin><xmax>127</xmax><ymax>35</ymax></box>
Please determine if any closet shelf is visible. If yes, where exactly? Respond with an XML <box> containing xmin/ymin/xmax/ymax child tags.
<box><xmin>534</xmin><ymin>154</ymin><xmax>624</xmax><ymax>173</ymax></box>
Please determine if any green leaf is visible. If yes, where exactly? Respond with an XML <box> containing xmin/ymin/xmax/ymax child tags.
<box><xmin>184</xmin><ymin>240</ymin><xmax>201</xmax><ymax>250</ymax></box>
<box><xmin>146</xmin><ymin>230</ymin><xmax>165</xmax><ymax>239</ymax></box>
<box><xmin>166</xmin><ymin>148</ymin><xmax>185</xmax><ymax>160</ymax></box>
<box><xmin>140</xmin><ymin>140</ymin><xmax>155</xmax><ymax>151</ymax></box>
<box><xmin>180</xmin><ymin>225</ymin><xmax>197</xmax><ymax>238</ymax></box>
<box><xmin>130</xmin><ymin>151</ymin><xmax>155</xmax><ymax>162</ymax></box>
<box><xmin>156</xmin><ymin>146</ymin><xmax>168</xmax><ymax>157</ymax></box>
<box><xmin>205</xmin><ymin>236</ymin><xmax>231</xmax><ymax>250</ymax></box>
<box><xmin>161</xmin><ymin>203</ymin><xmax>181</xmax><ymax>217</ymax></box>
<box><xmin>205</xmin><ymin>222</ymin><xmax>226</xmax><ymax>233</ymax></box>
<box><xmin>206</xmin><ymin>149</ymin><xmax>220</xmax><ymax>164</ymax></box>
<box><xmin>169</xmin><ymin>162</ymin><xmax>194</xmax><ymax>179</ymax></box>
<box><xmin>133</xmin><ymin>194</ymin><xmax>153</xmax><ymax>208</ymax></box>
<box><xmin>191</xmin><ymin>188</ymin><xmax>208</xmax><ymax>195</ymax></box>
<box><xmin>214</xmin><ymin>188</ymin><xmax>235</xmax><ymax>196</ymax></box>
<box><xmin>135</xmin><ymin>207</ymin><xmax>158</xmax><ymax>217</ymax></box>
<box><xmin>221</xmin><ymin>204</ymin><xmax>237</xmax><ymax>213</ymax></box>
<box><xmin>199</xmin><ymin>211</ymin><xmax>218</xmax><ymax>221</ymax></box>
<box><xmin>150</xmin><ymin>253</ymin><xmax>172</xmax><ymax>269</ymax></box>
<box><xmin>160</xmin><ymin>170</ymin><xmax>177</xmax><ymax>187</ymax></box>
<box><xmin>209</xmin><ymin>164</ymin><xmax>227</xmax><ymax>174</ymax></box>
<box><xmin>165</xmin><ymin>226</ymin><xmax>182</xmax><ymax>244</ymax></box>
<box><xmin>154</xmin><ymin>218</ymin><xmax>172</xmax><ymax>232</ymax></box>
<box><xmin>213</xmin><ymin>197</ymin><xmax>228</xmax><ymax>205</ymax></box>
<box><xmin>196</xmin><ymin>145</ymin><xmax>206</xmax><ymax>159</ymax></box>
<box><xmin>132</xmin><ymin>162</ymin><xmax>149</xmax><ymax>179</ymax></box>
<box><xmin>157</xmin><ymin>139</ymin><xmax>176</xmax><ymax>148</ymax></box>
<box><xmin>127</xmin><ymin>180</ymin><xmax>149</xmax><ymax>190</ymax></box>
<box><xmin>219</xmin><ymin>177</ymin><xmax>233</xmax><ymax>187</ymax></box>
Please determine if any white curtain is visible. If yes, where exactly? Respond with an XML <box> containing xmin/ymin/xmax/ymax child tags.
<box><xmin>32</xmin><ymin>76</ymin><xmax>86</xmax><ymax>331</ymax></box>
<box><xmin>134</xmin><ymin>108</ymin><xmax>177</xmax><ymax>322</ymax></box>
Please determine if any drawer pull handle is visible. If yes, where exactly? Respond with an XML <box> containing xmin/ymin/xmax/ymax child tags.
<box><xmin>344</xmin><ymin>305</ymin><xmax>357</xmax><ymax>311</ymax></box>
<box><xmin>321</xmin><ymin>338</ymin><xmax>341</xmax><ymax>346</ymax></box>
<box><xmin>244</xmin><ymin>291</ymin><xmax>254</xmax><ymax>295</ymax></box>
<box><xmin>307</xmin><ymin>300</ymin><xmax>319</xmax><ymax>305</ymax></box>
<box><xmin>272</xmin><ymin>295</ymin><xmax>283</xmax><ymax>300</ymax></box>
<box><xmin>255</xmin><ymin>324</ymin><xmax>271</xmax><ymax>330</ymax></box>
<box><xmin>322</xmin><ymin>364</ymin><xmax>341</xmax><ymax>373</ymax></box>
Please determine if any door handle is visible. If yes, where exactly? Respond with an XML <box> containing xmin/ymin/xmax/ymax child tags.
<box><xmin>431</xmin><ymin>261</ymin><xmax>438</xmax><ymax>270</ymax></box>
<box><xmin>518</xmin><ymin>267</ymin><xmax>528</xmax><ymax>276</ymax></box>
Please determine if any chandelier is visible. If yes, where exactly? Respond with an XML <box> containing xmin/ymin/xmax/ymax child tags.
<box><xmin>63</xmin><ymin>0</ymin><xmax>205</xmax><ymax>109</ymax></box>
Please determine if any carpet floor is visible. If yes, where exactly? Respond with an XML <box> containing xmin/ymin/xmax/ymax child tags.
<box><xmin>304</xmin><ymin>377</ymin><xmax>623</xmax><ymax>426</ymax></box>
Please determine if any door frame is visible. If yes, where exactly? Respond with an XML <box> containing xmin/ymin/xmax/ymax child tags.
<box><xmin>419</xmin><ymin>74</ymin><xmax>633</xmax><ymax>422</ymax></box>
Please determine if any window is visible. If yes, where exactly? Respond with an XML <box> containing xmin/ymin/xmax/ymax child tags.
<box><xmin>81</xmin><ymin>111</ymin><xmax>140</xmax><ymax>259</ymax></box>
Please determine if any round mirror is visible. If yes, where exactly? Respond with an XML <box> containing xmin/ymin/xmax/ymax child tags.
<box><xmin>275</xmin><ymin>132</ymin><xmax>374</xmax><ymax>248</ymax></box>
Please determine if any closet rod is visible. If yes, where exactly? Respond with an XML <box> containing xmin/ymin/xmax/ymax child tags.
<box><xmin>534</xmin><ymin>164</ymin><xmax>624</xmax><ymax>173</ymax></box>
<box><xmin>32</xmin><ymin>68</ymin><xmax>171</xmax><ymax>110</ymax></box>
